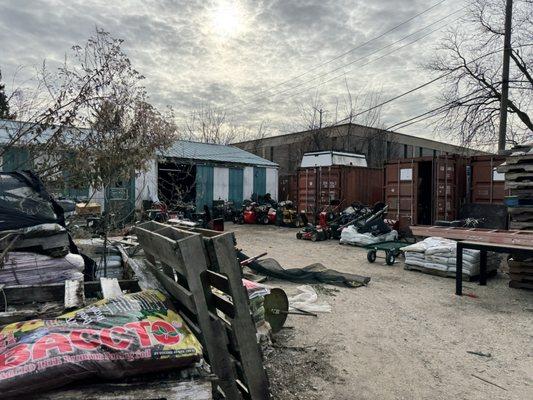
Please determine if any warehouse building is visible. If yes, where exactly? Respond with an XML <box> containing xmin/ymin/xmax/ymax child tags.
<box><xmin>234</xmin><ymin>123</ymin><xmax>483</xmax><ymax>174</ymax></box>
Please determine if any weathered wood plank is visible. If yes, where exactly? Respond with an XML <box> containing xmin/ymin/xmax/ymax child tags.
<box><xmin>100</xmin><ymin>277</ymin><xmax>124</xmax><ymax>299</ymax></box>
<box><xmin>144</xmin><ymin>260</ymin><xmax>197</xmax><ymax>314</ymax></box>
<box><xmin>135</xmin><ymin>226</ymin><xmax>187</xmax><ymax>275</ymax></box>
<box><xmin>176</xmin><ymin>235</ymin><xmax>242</xmax><ymax>399</ymax></box>
<box><xmin>64</xmin><ymin>279</ymin><xmax>85</xmax><ymax>309</ymax></box>
<box><xmin>210</xmin><ymin>233</ymin><xmax>270</xmax><ymax>400</ymax></box>
<box><xmin>207</xmin><ymin>270</ymin><xmax>231</xmax><ymax>293</ymax></box>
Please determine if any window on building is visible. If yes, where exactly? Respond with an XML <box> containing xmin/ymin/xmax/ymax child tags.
<box><xmin>403</xmin><ymin>144</ymin><xmax>408</xmax><ymax>158</ymax></box>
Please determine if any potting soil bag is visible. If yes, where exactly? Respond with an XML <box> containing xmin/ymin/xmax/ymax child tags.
<box><xmin>0</xmin><ymin>290</ymin><xmax>202</xmax><ymax>398</ymax></box>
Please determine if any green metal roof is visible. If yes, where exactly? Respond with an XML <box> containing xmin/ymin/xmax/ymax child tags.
<box><xmin>159</xmin><ymin>140</ymin><xmax>277</xmax><ymax>167</ymax></box>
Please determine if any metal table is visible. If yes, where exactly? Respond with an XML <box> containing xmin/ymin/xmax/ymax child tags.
<box><xmin>456</xmin><ymin>240</ymin><xmax>533</xmax><ymax>295</ymax></box>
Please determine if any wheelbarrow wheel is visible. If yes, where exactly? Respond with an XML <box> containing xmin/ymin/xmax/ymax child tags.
<box><xmin>385</xmin><ymin>251</ymin><xmax>395</xmax><ymax>265</ymax></box>
<box><xmin>367</xmin><ymin>250</ymin><xmax>377</xmax><ymax>263</ymax></box>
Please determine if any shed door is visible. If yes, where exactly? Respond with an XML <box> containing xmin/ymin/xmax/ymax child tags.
<box><xmin>105</xmin><ymin>175</ymin><xmax>135</xmax><ymax>224</ymax></box>
<box><xmin>253</xmin><ymin>167</ymin><xmax>266</xmax><ymax>197</ymax></box>
<box><xmin>229</xmin><ymin>168</ymin><xmax>244</xmax><ymax>208</ymax></box>
<box><xmin>2</xmin><ymin>147</ymin><xmax>30</xmax><ymax>171</ymax></box>
<box><xmin>196</xmin><ymin>165</ymin><xmax>214</xmax><ymax>211</ymax></box>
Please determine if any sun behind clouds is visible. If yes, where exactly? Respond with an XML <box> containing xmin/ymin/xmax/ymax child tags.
<box><xmin>210</xmin><ymin>0</ymin><xmax>246</xmax><ymax>39</ymax></box>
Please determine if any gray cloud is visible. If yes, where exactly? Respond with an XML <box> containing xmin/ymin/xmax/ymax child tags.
<box><xmin>0</xmin><ymin>0</ymin><xmax>465</xmax><ymax>139</ymax></box>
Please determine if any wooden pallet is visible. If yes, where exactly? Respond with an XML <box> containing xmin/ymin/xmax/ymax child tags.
<box><xmin>404</xmin><ymin>264</ymin><xmax>496</xmax><ymax>282</ymax></box>
<box><xmin>509</xmin><ymin>280</ymin><xmax>533</xmax><ymax>290</ymax></box>
<box><xmin>135</xmin><ymin>221</ymin><xmax>270</xmax><ymax>400</ymax></box>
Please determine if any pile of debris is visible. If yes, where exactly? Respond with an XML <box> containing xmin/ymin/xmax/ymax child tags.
<box><xmin>339</xmin><ymin>204</ymin><xmax>398</xmax><ymax>246</ymax></box>
<box><xmin>0</xmin><ymin>171</ymin><xmax>92</xmax><ymax>286</ymax></box>
<box><xmin>402</xmin><ymin>237</ymin><xmax>500</xmax><ymax>280</ymax></box>
<box><xmin>498</xmin><ymin>143</ymin><xmax>533</xmax><ymax>290</ymax></box>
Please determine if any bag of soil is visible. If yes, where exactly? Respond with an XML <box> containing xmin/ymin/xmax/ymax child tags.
<box><xmin>0</xmin><ymin>290</ymin><xmax>202</xmax><ymax>398</ymax></box>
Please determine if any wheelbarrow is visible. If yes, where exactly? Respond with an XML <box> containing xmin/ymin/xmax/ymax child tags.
<box><xmin>364</xmin><ymin>241</ymin><xmax>406</xmax><ymax>266</ymax></box>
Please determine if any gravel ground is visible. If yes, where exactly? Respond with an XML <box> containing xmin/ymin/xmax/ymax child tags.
<box><xmin>229</xmin><ymin>224</ymin><xmax>532</xmax><ymax>400</ymax></box>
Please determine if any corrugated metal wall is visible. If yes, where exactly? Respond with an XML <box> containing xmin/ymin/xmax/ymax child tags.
<box><xmin>297</xmin><ymin>165</ymin><xmax>383</xmax><ymax>221</ymax></box>
<box><xmin>469</xmin><ymin>156</ymin><xmax>508</xmax><ymax>204</ymax></box>
<box><xmin>213</xmin><ymin>167</ymin><xmax>229</xmax><ymax>201</ymax></box>
<box><xmin>385</xmin><ymin>155</ymin><xmax>466</xmax><ymax>229</ymax></box>
<box><xmin>229</xmin><ymin>168</ymin><xmax>244</xmax><ymax>207</ymax></box>
<box><xmin>195</xmin><ymin>165</ymin><xmax>214</xmax><ymax>210</ymax></box>
<box><xmin>193</xmin><ymin>164</ymin><xmax>278</xmax><ymax>209</ymax></box>
<box><xmin>253</xmin><ymin>167</ymin><xmax>266</xmax><ymax>196</ymax></box>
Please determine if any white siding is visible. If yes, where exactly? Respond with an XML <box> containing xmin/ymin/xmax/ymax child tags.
<box><xmin>135</xmin><ymin>158</ymin><xmax>158</xmax><ymax>208</ymax></box>
<box><xmin>243</xmin><ymin>166</ymin><xmax>254</xmax><ymax>199</ymax></box>
<box><xmin>213</xmin><ymin>167</ymin><xmax>229</xmax><ymax>201</ymax></box>
<box><xmin>266</xmin><ymin>167</ymin><xmax>278</xmax><ymax>200</ymax></box>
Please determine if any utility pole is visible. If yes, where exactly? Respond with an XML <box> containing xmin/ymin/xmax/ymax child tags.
<box><xmin>313</xmin><ymin>107</ymin><xmax>324</xmax><ymax>129</ymax></box>
<box><xmin>498</xmin><ymin>0</ymin><xmax>513</xmax><ymax>153</ymax></box>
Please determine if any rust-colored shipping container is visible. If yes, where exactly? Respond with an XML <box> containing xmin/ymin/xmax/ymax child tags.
<box><xmin>468</xmin><ymin>155</ymin><xmax>508</xmax><ymax>204</ymax></box>
<box><xmin>297</xmin><ymin>165</ymin><xmax>383</xmax><ymax>221</ymax></box>
<box><xmin>279</xmin><ymin>173</ymin><xmax>298</xmax><ymax>202</ymax></box>
<box><xmin>384</xmin><ymin>155</ymin><xmax>467</xmax><ymax>230</ymax></box>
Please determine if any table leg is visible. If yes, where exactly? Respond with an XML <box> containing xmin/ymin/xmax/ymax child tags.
<box><xmin>479</xmin><ymin>250</ymin><xmax>487</xmax><ymax>286</ymax></box>
<box><xmin>456</xmin><ymin>243</ymin><xmax>463</xmax><ymax>296</ymax></box>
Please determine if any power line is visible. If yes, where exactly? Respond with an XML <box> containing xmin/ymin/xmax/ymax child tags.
<box><xmin>225</xmin><ymin>11</ymin><xmax>465</xmax><ymax>116</ymax></box>
<box><xmin>221</xmin><ymin>8</ymin><xmax>466</xmax><ymax>115</ymax></box>
<box><xmin>228</xmin><ymin>0</ymin><xmax>449</xmax><ymax>107</ymax></box>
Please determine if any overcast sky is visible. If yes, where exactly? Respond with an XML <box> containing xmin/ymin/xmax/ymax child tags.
<box><xmin>0</xmin><ymin>0</ymin><xmax>466</xmax><ymax>141</ymax></box>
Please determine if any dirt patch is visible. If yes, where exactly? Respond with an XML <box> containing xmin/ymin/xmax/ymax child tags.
<box><xmin>264</xmin><ymin>328</ymin><xmax>340</xmax><ymax>400</ymax></box>
<box><xmin>230</xmin><ymin>223</ymin><xmax>532</xmax><ymax>400</ymax></box>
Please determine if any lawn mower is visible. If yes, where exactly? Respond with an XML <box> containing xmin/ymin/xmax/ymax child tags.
<box><xmin>234</xmin><ymin>201</ymin><xmax>271</xmax><ymax>225</ymax></box>
<box><xmin>295</xmin><ymin>210</ymin><xmax>333</xmax><ymax>241</ymax></box>
<box><xmin>275</xmin><ymin>200</ymin><xmax>302</xmax><ymax>227</ymax></box>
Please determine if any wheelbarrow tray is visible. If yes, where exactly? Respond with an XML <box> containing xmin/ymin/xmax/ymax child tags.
<box><xmin>364</xmin><ymin>241</ymin><xmax>407</xmax><ymax>265</ymax></box>
<box><xmin>364</xmin><ymin>241</ymin><xmax>407</xmax><ymax>252</ymax></box>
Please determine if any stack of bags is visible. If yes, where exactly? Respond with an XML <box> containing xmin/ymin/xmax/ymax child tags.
<box><xmin>0</xmin><ymin>252</ymin><xmax>84</xmax><ymax>286</ymax></box>
<box><xmin>402</xmin><ymin>237</ymin><xmax>500</xmax><ymax>278</ymax></box>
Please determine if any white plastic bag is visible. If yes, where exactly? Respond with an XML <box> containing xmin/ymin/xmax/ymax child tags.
<box><xmin>287</xmin><ymin>285</ymin><xmax>331</xmax><ymax>313</ymax></box>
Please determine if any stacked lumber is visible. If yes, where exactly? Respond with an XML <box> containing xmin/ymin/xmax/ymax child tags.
<box><xmin>508</xmin><ymin>257</ymin><xmax>533</xmax><ymax>290</ymax></box>
<box><xmin>498</xmin><ymin>143</ymin><xmax>533</xmax><ymax>230</ymax></box>
<box><xmin>498</xmin><ymin>143</ymin><xmax>533</xmax><ymax>290</ymax></box>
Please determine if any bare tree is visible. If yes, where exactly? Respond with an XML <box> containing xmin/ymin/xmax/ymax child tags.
<box><xmin>294</xmin><ymin>83</ymin><xmax>389</xmax><ymax>166</ymax></box>
<box><xmin>184</xmin><ymin>105</ymin><xmax>234</xmax><ymax>144</ymax></box>
<box><xmin>427</xmin><ymin>0</ymin><xmax>532</xmax><ymax>148</ymax></box>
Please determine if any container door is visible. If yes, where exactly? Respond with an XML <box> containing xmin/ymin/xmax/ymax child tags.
<box><xmin>385</xmin><ymin>161</ymin><xmax>418</xmax><ymax>229</ymax></box>
<box><xmin>196</xmin><ymin>165</ymin><xmax>214</xmax><ymax>211</ymax></box>
<box><xmin>471</xmin><ymin>157</ymin><xmax>507</xmax><ymax>204</ymax></box>
<box><xmin>2</xmin><ymin>147</ymin><xmax>30</xmax><ymax>171</ymax></box>
<box><xmin>253</xmin><ymin>167</ymin><xmax>266</xmax><ymax>197</ymax></box>
<box><xmin>433</xmin><ymin>157</ymin><xmax>456</xmax><ymax>221</ymax></box>
<box><xmin>228</xmin><ymin>168</ymin><xmax>244</xmax><ymax>208</ymax></box>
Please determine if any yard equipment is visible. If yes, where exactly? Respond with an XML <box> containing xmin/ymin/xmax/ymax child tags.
<box><xmin>276</xmin><ymin>200</ymin><xmax>302</xmax><ymax>227</ymax></box>
<box><xmin>234</xmin><ymin>201</ymin><xmax>271</xmax><ymax>225</ymax></box>
<box><xmin>365</xmin><ymin>240</ymin><xmax>406</xmax><ymax>265</ymax></box>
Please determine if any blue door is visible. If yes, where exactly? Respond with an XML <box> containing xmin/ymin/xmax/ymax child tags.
<box><xmin>253</xmin><ymin>167</ymin><xmax>266</xmax><ymax>197</ymax></box>
<box><xmin>229</xmin><ymin>168</ymin><xmax>244</xmax><ymax>208</ymax></box>
<box><xmin>196</xmin><ymin>165</ymin><xmax>214</xmax><ymax>211</ymax></box>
